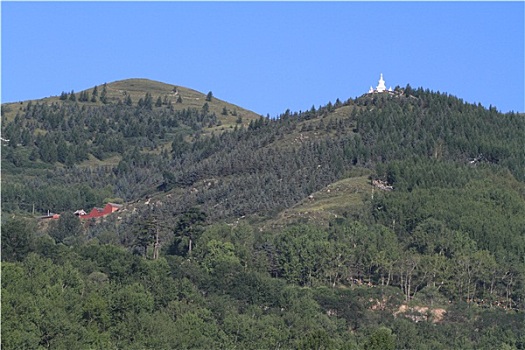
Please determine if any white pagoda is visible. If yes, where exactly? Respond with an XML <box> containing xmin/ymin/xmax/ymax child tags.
<box><xmin>377</xmin><ymin>73</ymin><xmax>386</xmax><ymax>92</ymax></box>
<box><xmin>368</xmin><ymin>73</ymin><xmax>393</xmax><ymax>94</ymax></box>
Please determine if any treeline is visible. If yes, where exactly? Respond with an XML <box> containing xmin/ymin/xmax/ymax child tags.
<box><xmin>2</xmin><ymin>208</ymin><xmax>524</xmax><ymax>349</ymax></box>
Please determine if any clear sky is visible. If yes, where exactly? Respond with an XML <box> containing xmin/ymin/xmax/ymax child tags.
<box><xmin>2</xmin><ymin>1</ymin><xmax>524</xmax><ymax>117</ymax></box>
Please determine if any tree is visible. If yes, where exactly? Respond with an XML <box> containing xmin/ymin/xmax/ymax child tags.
<box><xmin>173</xmin><ymin>207</ymin><xmax>207</xmax><ymax>256</ymax></box>
<box><xmin>91</xmin><ymin>85</ymin><xmax>99</xmax><ymax>102</ymax></box>
<box><xmin>171</xmin><ymin>134</ymin><xmax>189</xmax><ymax>159</ymax></box>
<box><xmin>298</xmin><ymin>330</ymin><xmax>334</xmax><ymax>350</ymax></box>
<box><xmin>48</xmin><ymin>212</ymin><xmax>83</xmax><ymax>245</ymax></box>
<box><xmin>365</xmin><ymin>327</ymin><xmax>396</xmax><ymax>350</ymax></box>
<box><xmin>78</xmin><ymin>90</ymin><xmax>89</xmax><ymax>102</ymax></box>
<box><xmin>275</xmin><ymin>225</ymin><xmax>331</xmax><ymax>287</ymax></box>
<box><xmin>397</xmin><ymin>251</ymin><xmax>422</xmax><ymax>302</ymax></box>
<box><xmin>38</xmin><ymin>136</ymin><xmax>58</xmax><ymax>163</ymax></box>
<box><xmin>1</xmin><ymin>217</ymin><xmax>35</xmax><ymax>262</ymax></box>
<box><xmin>69</xmin><ymin>90</ymin><xmax>77</xmax><ymax>102</ymax></box>
<box><xmin>202</xmin><ymin>102</ymin><xmax>209</xmax><ymax>114</ymax></box>
<box><xmin>2</xmin><ymin>254</ymin><xmax>86</xmax><ymax>349</ymax></box>
<box><xmin>206</xmin><ymin>91</ymin><xmax>213</xmax><ymax>102</ymax></box>
<box><xmin>100</xmin><ymin>83</ymin><xmax>108</xmax><ymax>104</ymax></box>
<box><xmin>143</xmin><ymin>92</ymin><xmax>153</xmax><ymax>109</ymax></box>
<box><xmin>201</xmin><ymin>239</ymin><xmax>240</xmax><ymax>273</ymax></box>
<box><xmin>134</xmin><ymin>215</ymin><xmax>157</xmax><ymax>258</ymax></box>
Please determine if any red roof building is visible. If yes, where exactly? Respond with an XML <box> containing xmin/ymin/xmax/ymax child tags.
<box><xmin>78</xmin><ymin>203</ymin><xmax>122</xmax><ymax>220</ymax></box>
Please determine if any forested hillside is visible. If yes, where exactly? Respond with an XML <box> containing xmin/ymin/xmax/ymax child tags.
<box><xmin>2</xmin><ymin>81</ymin><xmax>524</xmax><ymax>349</ymax></box>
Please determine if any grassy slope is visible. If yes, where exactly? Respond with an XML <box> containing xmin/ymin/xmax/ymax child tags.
<box><xmin>1</xmin><ymin>78</ymin><xmax>261</xmax><ymax>126</ymax></box>
<box><xmin>262</xmin><ymin>169</ymin><xmax>373</xmax><ymax>230</ymax></box>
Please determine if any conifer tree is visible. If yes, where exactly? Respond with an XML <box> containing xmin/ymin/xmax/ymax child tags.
<box><xmin>202</xmin><ymin>102</ymin><xmax>209</xmax><ymax>114</ymax></box>
<box><xmin>143</xmin><ymin>92</ymin><xmax>153</xmax><ymax>109</ymax></box>
<box><xmin>100</xmin><ymin>83</ymin><xmax>108</xmax><ymax>104</ymax></box>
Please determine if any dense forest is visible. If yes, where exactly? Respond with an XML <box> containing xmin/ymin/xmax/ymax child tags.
<box><xmin>2</xmin><ymin>80</ymin><xmax>525</xmax><ymax>349</ymax></box>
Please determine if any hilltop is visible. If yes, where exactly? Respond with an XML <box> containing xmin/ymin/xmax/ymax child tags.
<box><xmin>2</xmin><ymin>78</ymin><xmax>260</xmax><ymax>124</ymax></box>
<box><xmin>1</xmin><ymin>78</ymin><xmax>262</xmax><ymax>177</ymax></box>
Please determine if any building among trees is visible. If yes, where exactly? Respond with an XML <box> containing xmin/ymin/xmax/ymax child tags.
<box><xmin>75</xmin><ymin>203</ymin><xmax>122</xmax><ymax>220</ymax></box>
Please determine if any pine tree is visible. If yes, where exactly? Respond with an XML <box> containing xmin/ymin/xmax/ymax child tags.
<box><xmin>206</xmin><ymin>91</ymin><xmax>213</xmax><ymax>102</ymax></box>
<box><xmin>78</xmin><ymin>91</ymin><xmax>89</xmax><ymax>102</ymax></box>
<box><xmin>100</xmin><ymin>83</ymin><xmax>108</xmax><ymax>104</ymax></box>
<box><xmin>143</xmin><ymin>92</ymin><xmax>153</xmax><ymax>109</ymax></box>
<box><xmin>173</xmin><ymin>207</ymin><xmax>207</xmax><ymax>256</ymax></box>
<box><xmin>202</xmin><ymin>102</ymin><xmax>209</xmax><ymax>114</ymax></box>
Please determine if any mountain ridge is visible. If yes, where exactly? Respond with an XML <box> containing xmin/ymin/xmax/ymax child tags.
<box><xmin>2</xmin><ymin>81</ymin><xmax>525</xmax><ymax>349</ymax></box>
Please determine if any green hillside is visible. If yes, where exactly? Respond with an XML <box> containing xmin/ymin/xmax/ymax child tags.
<box><xmin>2</xmin><ymin>81</ymin><xmax>525</xmax><ymax>349</ymax></box>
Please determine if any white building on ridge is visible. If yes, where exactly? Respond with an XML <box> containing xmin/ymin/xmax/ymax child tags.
<box><xmin>368</xmin><ymin>73</ymin><xmax>393</xmax><ymax>94</ymax></box>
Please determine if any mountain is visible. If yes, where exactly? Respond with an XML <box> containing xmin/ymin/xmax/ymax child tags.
<box><xmin>2</xmin><ymin>81</ymin><xmax>525</xmax><ymax>349</ymax></box>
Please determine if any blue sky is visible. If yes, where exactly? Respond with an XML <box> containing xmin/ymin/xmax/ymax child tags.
<box><xmin>2</xmin><ymin>2</ymin><xmax>524</xmax><ymax>117</ymax></box>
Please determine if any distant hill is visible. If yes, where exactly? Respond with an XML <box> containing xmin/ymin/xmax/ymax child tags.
<box><xmin>2</xmin><ymin>78</ymin><xmax>261</xmax><ymax>126</ymax></box>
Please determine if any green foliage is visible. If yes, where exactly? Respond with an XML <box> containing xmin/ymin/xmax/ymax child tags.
<box><xmin>200</xmin><ymin>239</ymin><xmax>240</xmax><ymax>273</ymax></box>
<box><xmin>171</xmin><ymin>207</ymin><xmax>207</xmax><ymax>256</ymax></box>
<box><xmin>100</xmin><ymin>83</ymin><xmax>108</xmax><ymax>104</ymax></box>
<box><xmin>48</xmin><ymin>212</ymin><xmax>84</xmax><ymax>245</ymax></box>
<box><xmin>69</xmin><ymin>90</ymin><xmax>76</xmax><ymax>101</ymax></box>
<box><xmin>1</xmin><ymin>217</ymin><xmax>36</xmax><ymax>262</ymax></box>
<box><xmin>365</xmin><ymin>327</ymin><xmax>396</xmax><ymax>350</ymax></box>
<box><xmin>274</xmin><ymin>225</ymin><xmax>330</xmax><ymax>286</ymax></box>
